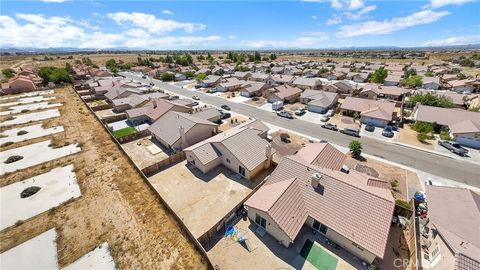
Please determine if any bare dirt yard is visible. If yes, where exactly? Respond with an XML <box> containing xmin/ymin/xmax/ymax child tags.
<box><xmin>395</xmin><ymin>125</ymin><xmax>435</xmax><ymax>150</ymax></box>
<box><xmin>0</xmin><ymin>86</ymin><xmax>208</xmax><ymax>269</ymax></box>
<box><xmin>243</xmin><ymin>96</ymin><xmax>267</xmax><ymax>107</ymax></box>
<box><xmin>218</xmin><ymin>115</ymin><xmax>250</xmax><ymax>132</ymax></box>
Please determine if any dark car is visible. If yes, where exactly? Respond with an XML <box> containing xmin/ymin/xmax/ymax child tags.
<box><xmin>194</xmin><ymin>85</ymin><xmax>202</xmax><ymax>89</ymax></box>
<box><xmin>221</xmin><ymin>105</ymin><xmax>231</xmax><ymax>110</ymax></box>
<box><xmin>191</xmin><ymin>101</ymin><xmax>199</xmax><ymax>106</ymax></box>
<box><xmin>220</xmin><ymin>112</ymin><xmax>231</xmax><ymax>119</ymax></box>
<box><xmin>340</xmin><ymin>128</ymin><xmax>360</xmax><ymax>137</ymax></box>
<box><xmin>382</xmin><ymin>126</ymin><xmax>394</xmax><ymax>138</ymax></box>
<box><xmin>321</xmin><ymin>123</ymin><xmax>338</xmax><ymax>131</ymax></box>
<box><xmin>438</xmin><ymin>140</ymin><xmax>469</xmax><ymax>156</ymax></box>
<box><xmin>276</xmin><ymin>110</ymin><xmax>293</xmax><ymax>119</ymax></box>
<box><xmin>364</xmin><ymin>125</ymin><xmax>375</xmax><ymax>132</ymax></box>
<box><xmin>142</xmin><ymin>75</ymin><xmax>147</xmax><ymax>79</ymax></box>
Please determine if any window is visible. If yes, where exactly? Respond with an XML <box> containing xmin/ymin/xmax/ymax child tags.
<box><xmin>432</xmin><ymin>246</ymin><xmax>440</xmax><ymax>259</ymax></box>
<box><xmin>319</xmin><ymin>224</ymin><xmax>328</xmax><ymax>234</ymax></box>
<box><xmin>312</xmin><ymin>220</ymin><xmax>320</xmax><ymax>230</ymax></box>
<box><xmin>226</xmin><ymin>158</ymin><xmax>230</xmax><ymax>163</ymax></box>
<box><xmin>239</xmin><ymin>166</ymin><xmax>245</xmax><ymax>176</ymax></box>
<box><xmin>255</xmin><ymin>214</ymin><xmax>267</xmax><ymax>229</ymax></box>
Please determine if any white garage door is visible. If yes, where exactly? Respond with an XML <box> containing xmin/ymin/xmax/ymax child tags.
<box><xmin>307</xmin><ymin>105</ymin><xmax>326</xmax><ymax>114</ymax></box>
<box><xmin>362</xmin><ymin>117</ymin><xmax>387</xmax><ymax>127</ymax></box>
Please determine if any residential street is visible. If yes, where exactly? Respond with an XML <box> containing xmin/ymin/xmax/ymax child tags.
<box><xmin>122</xmin><ymin>72</ymin><xmax>480</xmax><ymax>189</ymax></box>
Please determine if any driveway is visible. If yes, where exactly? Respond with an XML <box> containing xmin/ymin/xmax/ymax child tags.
<box><xmin>359</xmin><ymin>124</ymin><xmax>397</xmax><ymax>142</ymax></box>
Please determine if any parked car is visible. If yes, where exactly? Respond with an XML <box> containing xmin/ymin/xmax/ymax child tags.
<box><xmin>207</xmin><ymin>88</ymin><xmax>217</xmax><ymax>94</ymax></box>
<box><xmin>382</xmin><ymin>126</ymin><xmax>394</xmax><ymax>138</ymax></box>
<box><xmin>191</xmin><ymin>101</ymin><xmax>199</xmax><ymax>106</ymax></box>
<box><xmin>294</xmin><ymin>108</ymin><xmax>306</xmax><ymax>116</ymax></box>
<box><xmin>325</xmin><ymin>109</ymin><xmax>335</xmax><ymax>117</ymax></box>
<box><xmin>194</xmin><ymin>85</ymin><xmax>202</xmax><ymax>89</ymax></box>
<box><xmin>192</xmin><ymin>95</ymin><xmax>200</xmax><ymax>100</ymax></box>
<box><xmin>340</xmin><ymin>128</ymin><xmax>360</xmax><ymax>137</ymax></box>
<box><xmin>220</xmin><ymin>104</ymin><xmax>231</xmax><ymax>110</ymax></box>
<box><xmin>438</xmin><ymin>140</ymin><xmax>469</xmax><ymax>156</ymax></box>
<box><xmin>142</xmin><ymin>75</ymin><xmax>147</xmax><ymax>79</ymax></box>
<box><xmin>320</xmin><ymin>115</ymin><xmax>330</xmax><ymax>122</ymax></box>
<box><xmin>276</xmin><ymin>110</ymin><xmax>293</xmax><ymax>119</ymax></box>
<box><xmin>321</xmin><ymin>123</ymin><xmax>338</xmax><ymax>131</ymax></box>
<box><xmin>364</xmin><ymin>125</ymin><xmax>375</xmax><ymax>132</ymax></box>
<box><xmin>220</xmin><ymin>112</ymin><xmax>231</xmax><ymax>119</ymax></box>
<box><xmin>149</xmin><ymin>82</ymin><xmax>154</xmax><ymax>86</ymax></box>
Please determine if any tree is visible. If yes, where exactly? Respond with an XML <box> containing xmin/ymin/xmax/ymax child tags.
<box><xmin>408</xmin><ymin>93</ymin><xmax>454</xmax><ymax>108</ymax></box>
<box><xmin>270</xmin><ymin>53</ymin><xmax>277</xmax><ymax>60</ymax></box>
<box><xmin>195</xmin><ymin>73</ymin><xmax>207</xmax><ymax>81</ymax></box>
<box><xmin>401</xmin><ymin>75</ymin><xmax>422</xmax><ymax>88</ymax></box>
<box><xmin>160</xmin><ymin>72</ymin><xmax>175</xmax><ymax>82</ymax></box>
<box><xmin>2</xmin><ymin>68</ymin><xmax>15</xmax><ymax>79</ymax></box>
<box><xmin>65</xmin><ymin>62</ymin><xmax>73</xmax><ymax>73</ymax></box>
<box><xmin>280</xmin><ymin>133</ymin><xmax>290</xmax><ymax>143</ymax></box>
<box><xmin>369</xmin><ymin>68</ymin><xmax>388</xmax><ymax>83</ymax></box>
<box><xmin>254</xmin><ymin>51</ymin><xmax>261</xmax><ymax>62</ymax></box>
<box><xmin>38</xmin><ymin>67</ymin><xmax>71</xmax><ymax>83</ymax></box>
<box><xmin>349</xmin><ymin>140</ymin><xmax>362</xmax><ymax>158</ymax></box>
<box><xmin>183</xmin><ymin>71</ymin><xmax>195</xmax><ymax>78</ymax></box>
<box><xmin>404</xmin><ymin>68</ymin><xmax>416</xmax><ymax>78</ymax></box>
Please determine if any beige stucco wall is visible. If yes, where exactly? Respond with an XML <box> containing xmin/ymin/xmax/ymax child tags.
<box><xmin>9</xmin><ymin>80</ymin><xmax>37</xmax><ymax>93</ymax></box>
<box><xmin>304</xmin><ymin>216</ymin><xmax>377</xmax><ymax>264</ymax></box>
<box><xmin>173</xmin><ymin>124</ymin><xmax>216</xmax><ymax>150</ymax></box>
<box><xmin>185</xmin><ymin>150</ymin><xmax>222</xmax><ymax>174</ymax></box>
<box><xmin>247</xmin><ymin>207</ymin><xmax>292</xmax><ymax>247</ymax></box>
<box><xmin>431</xmin><ymin>231</ymin><xmax>456</xmax><ymax>270</ymax></box>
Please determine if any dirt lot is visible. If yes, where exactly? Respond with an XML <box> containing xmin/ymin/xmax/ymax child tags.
<box><xmin>120</xmin><ymin>136</ymin><xmax>169</xmax><ymax>170</ymax></box>
<box><xmin>270</xmin><ymin>130</ymin><xmax>311</xmax><ymax>163</ymax></box>
<box><xmin>344</xmin><ymin>155</ymin><xmax>415</xmax><ymax>201</ymax></box>
<box><xmin>219</xmin><ymin>90</ymin><xmax>241</xmax><ymax>99</ymax></box>
<box><xmin>395</xmin><ymin>125</ymin><xmax>434</xmax><ymax>150</ymax></box>
<box><xmin>328</xmin><ymin>114</ymin><xmax>360</xmax><ymax>129</ymax></box>
<box><xmin>283</xmin><ymin>102</ymin><xmax>305</xmax><ymax>112</ymax></box>
<box><xmin>147</xmin><ymin>161</ymin><xmax>271</xmax><ymax>239</ymax></box>
<box><xmin>218</xmin><ymin>115</ymin><xmax>250</xmax><ymax>132</ymax></box>
<box><xmin>244</xmin><ymin>96</ymin><xmax>267</xmax><ymax>107</ymax></box>
<box><xmin>0</xmin><ymin>86</ymin><xmax>208</xmax><ymax>269</ymax></box>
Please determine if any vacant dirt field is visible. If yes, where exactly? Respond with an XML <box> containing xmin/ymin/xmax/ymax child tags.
<box><xmin>0</xmin><ymin>86</ymin><xmax>208</xmax><ymax>269</ymax></box>
<box><xmin>395</xmin><ymin>125</ymin><xmax>435</xmax><ymax>150</ymax></box>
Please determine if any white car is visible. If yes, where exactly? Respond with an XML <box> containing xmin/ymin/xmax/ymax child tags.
<box><xmin>320</xmin><ymin>115</ymin><xmax>330</xmax><ymax>122</ymax></box>
<box><xmin>192</xmin><ymin>95</ymin><xmax>200</xmax><ymax>100</ymax></box>
<box><xmin>325</xmin><ymin>109</ymin><xmax>335</xmax><ymax>117</ymax></box>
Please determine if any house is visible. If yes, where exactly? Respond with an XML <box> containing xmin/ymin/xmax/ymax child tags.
<box><xmin>412</xmin><ymin>104</ymin><xmax>480</xmax><ymax>148</ymax></box>
<box><xmin>447</xmin><ymin>79</ymin><xmax>476</xmax><ymax>93</ymax></box>
<box><xmin>300</xmin><ymin>90</ymin><xmax>339</xmax><ymax>113</ymax></box>
<box><xmin>125</xmin><ymin>99</ymin><xmax>192</xmax><ymax>125</ymax></box>
<box><xmin>422</xmin><ymin>76</ymin><xmax>441</xmax><ymax>90</ymax></box>
<box><xmin>384</xmin><ymin>74</ymin><xmax>402</xmax><ymax>86</ymax></box>
<box><xmin>271</xmin><ymin>66</ymin><xmax>285</xmax><ymax>74</ymax></box>
<box><xmin>174</xmin><ymin>73</ymin><xmax>187</xmax><ymax>81</ymax></box>
<box><xmin>185</xmin><ymin>120</ymin><xmax>273</xmax><ymax>180</ymax></box>
<box><xmin>212</xmin><ymin>67</ymin><xmax>224</xmax><ymax>76</ymax></box>
<box><xmin>323</xmin><ymin>81</ymin><xmax>356</xmax><ymax>95</ymax></box>
<box><xmin>192</xmin><ymin>108</ymin><xmax>222</xmax><ymax>123</ymax></box>
<box><xmin>424</xmin><ymin>186</ymin><xmax>480</xmax><ymax>270</ymax></box>
<box><xmin>264</xmin><ymin>85</ymin><xmax>302</xmax><ymax>103</ymax></box>
<box><xmin>111</xmin><ymin>94</ymin><xmax>151</xmax><ymax>112</ymax></box>
<box><xmin>359</xmin><ymin>84</ymin><xmax>410</xmax><ymax>101</ymax></box>
<box><xmin>216</xmin><ymin>78</ymin><xmax>245</xmax><ymax>92</ymax></box>
<box><xmin>244</xmin><ymin>142</ymin><xmax>395</xmax><ymax>264</ymax></box>
<box><xmin>148</xmin><ymin>111</ymin><xmax>218</xmax><ymax>152</ymax></box>
<box><xmin>1</xmin><ymin>76</ymin><xmax>38</xmax><ymax>94</ymax></box>
<box><xmin>292</xmin><ymin>77</ymin><xmax>321</xmax><ymax>90</ymax></box>
<box><xmin>269</xmin><ymin>74</ymin><xmax>296</xmax><ymax>85</ymax></box>
<box><xmin>340</xmin><ymin>97</ymin><xmax>396</xmax><ymax>127</ymax></box>
<box><xmin>346</xmin><ymin>72</ymin><xmax>369</xmax><ymax>83</ymax></box>
<box><xmin>199</xmin><ymin>75</ymin><xmax>221</xmax><ymax>88</ymax></box>
<box><xmin>105</xmin><ymin>87</ymin><xmax>143</xmax><ymax>102</ymax></box>
<box><xmin>466</xmin><ymin>94</ymin><xmax>480</xmax><ymax>110</ymax></box>
<box><xmin>233</xmin><ymin>71</ymin><xmax>251</xmax><ymax>80</ymax></box>
<box><xmin>325</xmin><ymin>71</ymin><xmax>346</xmax><ymax>81</ymax></box>
<box><xmin>240</xmin><ymin>81</ymin><xmax>270</xmax><ymax>97</ymax></box>
<box><xmin>303</xmin><ymin>69</ymin><xmax>321</xmax><ymax>78</ymax></box>
<box><xmin>413</xmin><ymin>89</ymin><xmax>465</xmax><ymax>107</ymax></box>
<box><xmin>249</xmin><ymin>73</ymin><xmax>271</xmax><ymax>83</ymax></box>
<box><xmin>195</xmin><ymin>68</ymin><xmax>211</xmax><ymax>76</ymax></box>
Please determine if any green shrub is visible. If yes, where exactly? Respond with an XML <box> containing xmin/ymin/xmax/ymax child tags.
<box><xmin>280</xmin><ymin>133</ymin><xmax>290</xmax><ymax>143</ymax></box>
<box><xmin>439</xmin><ymin>131</ymin><xmax>452</xmax><ymax>141</ymax></box>
<box><xmin>349</xmin><ymin>140</ymin><xmax>363</xmax><ymax>158</ymax></box>
<box><xmin>395</xmin><ymin>199</ymin><xmax>411</xmax><ymax>209</ymax></box>
<box><xmin>417</xmin><ymin>132</ymin><xmax>431</xmax><ymax>143</ymax></box>
<box><xmin>411</xmin><ymin>122</ymin><xmax>434</xmax><ymax>133</ymax></box>
<box><xmin>251</xmin><ymin>97</ymin><xmax>259</xmax><ymax>101</ymax></box>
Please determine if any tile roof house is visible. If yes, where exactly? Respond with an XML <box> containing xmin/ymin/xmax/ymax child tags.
<box><xmin>292</xmin><ymin>77</ymin><xmax>322</xmax><ymax>90</ymax></box>
<box><xmin>240</xmin><ymin>81</ymin><xmax>271</xmax><ymax>97</ymax></box>
<box><xmin>1</xmin><ymin>75</ymin><xmax>38</xmax><ymax>94</ymax></box>
<box><xmin>414</xmin><ymin>89</ymin><xmax>465</xmax><ymax>107</ymax></box>
<box><xmin>199</xmin><ymin>75</ymin><xmax>221</xmax><ymax>87</ymax></box>
<box><xmin>148</xmin><ymin>111</ymin><xmax>218</xmax><ymax>152</ymax></box>
<box><xmin>384</xmin><ymin>74</ymin><xmax>403</xmax><ymax>86</ymax></box>
<box><xmin>264</xmin><ymin>84</ymin><xmax>303</xmax><ymax>103</ymax></box>
<box><xmin>412</xmin><ymin>104</ymin><xmax>480</xmax><ymax>148</ymax></box>
<box><xmin>232</xmin><ymin>71</ymin><xmax>252</xmax><ymax>80</ymax></box>
<box><xmin>360</xmin><ymin>84</ymin><xmax>410</xmax><ymax>101</ymax></box>
<box><xmin>422</xmin><ymin>76</ymin><xmax>441</xmax><ymax>90</ymax></box>
<box><xmin>216</xmin><ymin>78</ymin><xmax>245</xmax><ymax>92</ymax></box>
<box><xmin>125</xmin><ymin>99</ymin><xmax>192</xmax><ymax>124</ymax></box>
<box><xmin>300</xmin><ymin>90</ymin><xmax>339</xmax><ymax>114</ymax></box>
<box><xmin>323</xmin><ymin>81</ymin><xmax>356</xmax><ymax>95</ymax></box>
<box><xmin>244</xmin><ymin>142</ymin><xmax>395</xmax><ymax>264</ymax></box>
<box><xmin>340</xmin><ymin>97</ymin><xmax>396</xmax><ymax>127</ymax></box>
<box><xmin>192</xmin><ymin>108</ymin><xmax>222</xmax><ymax>123</ymax></box>
<box><xmin>447</xmin><ymin>79</ymin><xmax>476</xmax><ymax>93</ymax></box>
<box><xmin>425</xmin><ymin>186</ymin><xmax>480</xmax><ymax>270</ymax></box>
<box><xmin>184</xmin><ymin>119</ymin><xmax>273</xmax><ymax>180</ymax></box>
<box><xmin>269</xmin><ymin>74</ymin><xmax>296</xmax><ymax>85</ymax></box>
<box><xmin>249</xmin><ymin>73</ymin><xmax>271</xmax><ymax>82</ymax></box>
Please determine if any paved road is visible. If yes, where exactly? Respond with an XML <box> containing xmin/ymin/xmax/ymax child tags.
<box><xmin>123</xmin><ymin>73</ymin><xmax>480</xmax><ymax>188</ymax></box>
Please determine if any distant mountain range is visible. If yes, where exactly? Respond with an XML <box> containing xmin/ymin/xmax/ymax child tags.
<box><xmin>1</xmin><ymin>44</ymin><xmax>479</xmax><ymax>54</ymax></box>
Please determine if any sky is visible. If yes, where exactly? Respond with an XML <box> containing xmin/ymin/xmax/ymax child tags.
<box><xmin>0</xmin><ymin>0</ymin><xmax>479</xmax><ymax>49</ymax></box>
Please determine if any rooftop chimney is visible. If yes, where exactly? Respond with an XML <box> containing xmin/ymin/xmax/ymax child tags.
<box><xmin>179</xmin><ymin>125</ymin><xmax>186</xmax><ymax>148</ymax></box>
<box><xmin>153</xmin><ymin>99</ymin><xmax>157</xmax><ymax>109</ymax></box>
<box><xmin>265</xmin><ymin>143</ymin><xmax>272</xmax><ymax>169</ymax></box>
<box><xmin>311</xmin><ymin>173</ymin><xmax>321</xmax><ymax>189</ymax></box>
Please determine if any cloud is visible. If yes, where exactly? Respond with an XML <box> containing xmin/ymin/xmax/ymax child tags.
<box><xmin>162</xmin><ymin>10</ymin><xmax>174</xmax><ymax>16</ymax></box>
<box><xmin>326</xmin><ymin>15</ymin><xmax>342</xmax><ymax>25</ymax></box>
<box><xmin>423</xmin><ymin>35</ymin><xmax>480</xmax><ymax>46</ymax></box>
<box><xmin>228</xmin><ymin>35</ymin><xmax>236</xmax><ymax>39</ymax></box>
<box><xmin>343</xmin><ymin>5</ymin><xmax>376</xmax><ymax>20</ymax></box>
<box><xmin>108</xmin><ymin>12</ymin><xmax>205</xmax><ymax>33</ymax></box>
<box><xmin>242</xmin><ymin>32</ymin><xmax>329</xmax><ymax>48</ymax></box>
<box><xmin>0</xmin><ymin>13</ymin><xmax>221</xmax><ymax>49</ymax></box>
<box><xmin>337</xmin><ymin>9</ymin><xmax>450</xmax><ymax>38</ymax></box>
<box><xmin>312</xmin><ymin>15</ymin><xmax>318</xmax><ymax>20</ymax></box>
<box><xmin>429</xmin><ymin>0</ymin><xmax>475</xmax><ymax>8</ymax></box>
